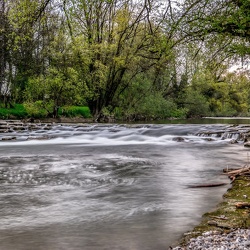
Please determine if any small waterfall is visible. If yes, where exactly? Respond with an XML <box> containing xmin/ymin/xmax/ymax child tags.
<box><xmin>196</xmin><ymin>132</ymin><xmax>224</xmax><ymax>138</ymax></box>
<box><xmin>196</xmin><ymin>125</ymin><xmax>250</xmax><ymax>142</ymax></box>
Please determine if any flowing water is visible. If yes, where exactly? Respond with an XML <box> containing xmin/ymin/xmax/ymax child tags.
<box><xmin>0</xmin><ymin>123</ymin><xmax>248</xmax><ymax>250</ymax></box>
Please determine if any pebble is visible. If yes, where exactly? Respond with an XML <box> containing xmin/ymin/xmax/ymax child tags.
<box><xmin>171</xmin><ymin>229</ymin><xmax>250</xmax><ymax>250</ymax></box>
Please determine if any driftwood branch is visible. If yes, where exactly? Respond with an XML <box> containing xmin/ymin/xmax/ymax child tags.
<box><xmin>223</xmin><ymin>165</ymin><xmax>250</xmax><ymax>183</ymax></box>
<box><xmin>188</xmin><ymin>183</ymin><xmax>228</xmax><ymax>188</ymax></box>
<box><xmin>188</xmin><ymin>163</ymin><xmax>250</xmax><ymax>189</ymax></box>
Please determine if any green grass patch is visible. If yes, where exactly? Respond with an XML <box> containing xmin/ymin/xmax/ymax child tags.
<box><xmin>59</xmin><ymin>106</ymin><xmax>91</xmax><ymax>118</ymax></box>
<box><xmin>0</xmin><ymin>104</ymin><xmax>92</xmax><ymax>119</ymax></box>
<box><xmin>0</xmin><ymin>104</ymin><xmax>28</xmax><ymax>119</ymax></box>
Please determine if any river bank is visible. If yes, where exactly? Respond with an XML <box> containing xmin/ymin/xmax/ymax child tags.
<box><xmin>170</xmin><ymin>173</ymin><xmax>250</xmax><ymax>249</ymax></box>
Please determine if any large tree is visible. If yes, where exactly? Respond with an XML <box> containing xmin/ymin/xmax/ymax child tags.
<box><xmin>62</xmin><ymin>0</ymin><xmax>176</xmax><ymax>119</ymax></box>
<box><xmin>0</xmin><ymin>0</ymin><xmax>12</xmax><ymax>106</ymax></box>
<box><xmin>0</xmin><ymin>0</ymin><xmax>57</xmax><ymax>105</ymax></box>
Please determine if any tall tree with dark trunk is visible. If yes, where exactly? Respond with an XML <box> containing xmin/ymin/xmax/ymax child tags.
<box><xmin>0</xmin><ymin>0</ymin><xmax>11</xmax><ymax>106</ymax></box>
<box><xmin>63</xmin><ymin>0</ymin><xmax>184</xmax><ymax>119</ymax></box>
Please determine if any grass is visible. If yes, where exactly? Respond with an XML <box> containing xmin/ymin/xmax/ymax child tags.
<box><xmin>0</xmin><ymin>104</ymin><xmax>92</xmax><ymax>119</ymax></box>
<box><xmin>0</xmin><ymin>104</ymin><xmax>28</xmax><ymax>119</ymax></box>
<box><xmin>59</xmin><ymin>106</ymin><xmax>91</xmax><ymax>118</ymax></box>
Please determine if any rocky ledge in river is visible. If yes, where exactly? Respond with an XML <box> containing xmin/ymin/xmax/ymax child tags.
<box><xmin>2</xmin><ymin>120</ymin><xmax>250</xmax><ymax>146</ymax></box>
<box><xmin>0</xmin><ymin>119</ymin><xmax>112</xmax><ymax>141</ymax></box>
<box><xmin>195</xmin><ymin>124</ymin><xmax>250</xmax><ymax>146</ymax></box>
<box><xmin>0</xmin><ymin>119</ymin><xmax>55</xmax><ymax>141</ymax></box>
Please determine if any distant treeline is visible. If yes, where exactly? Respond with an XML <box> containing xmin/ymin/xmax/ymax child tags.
<box><xmin>0</xmin><ymin>0</ymin><xmax>249</xmax><ymax>121</ymax></box>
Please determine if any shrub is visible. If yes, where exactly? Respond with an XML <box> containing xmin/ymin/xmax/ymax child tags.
<box><xmin>183</xmin><ymin>89</ymin><xmax>210</xmax><ymax>117</ymax></box>
<box><xmin>23</xmin><ymin>101</ymin><xmax>48</xmax><ymax>118</ymax></box>
<box><xmin>136</xmin><ymin>93</ymin><xmax>187</xmax><ymax>119</ymax></box>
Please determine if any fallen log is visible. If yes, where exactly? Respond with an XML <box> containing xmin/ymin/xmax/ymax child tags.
<box><xmin>188</xmin><ymin>183</ymin><xmax>228</xmax><ymax>188</ymax></box>
<box><xmin>223</xmin><ymin>165</ymin><xmax>250</xmax><ymax>182</ymax></box>
<box><xmin>226</xmin><ymin>166</ymin><xmax>250</xmax><ymax>175</ymax></box>
<box><xmin>223</xmin><ymin>167</ymin><xmax>242</xmax><ymax>173</ymax></box>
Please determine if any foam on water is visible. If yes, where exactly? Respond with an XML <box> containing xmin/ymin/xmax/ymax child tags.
<box><xmin>0</xmin><ymin>124</ymin><xmax>235</xmax><ymax>147</ymax></box>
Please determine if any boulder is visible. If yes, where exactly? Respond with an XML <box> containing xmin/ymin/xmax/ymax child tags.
<box><xmin>244</xmin><ymin>142</ymin><xmax>250</xmax><ymax>147</ymax></box>
<box><xmin>172</xmin><ymin>137</ymin><xmax>185</xmax><ymax>142</ymax></box>
<box><xmin>203</xmin><ymin>138</ymin><xmax>215</xmax><ymax>142</ymax></box>
<box><xmin>229</xmin><ymin>139</ymin><xmax>238</xmax><ymax>144</ymax></box>
<box><xmin>1</xmin><ymin>136</ymin><xmax>16</xmax><ymax>141</ymax></box>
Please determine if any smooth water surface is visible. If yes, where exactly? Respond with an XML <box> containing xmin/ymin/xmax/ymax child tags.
<box><xmin>0</xmin><ymin>124</ymin><xmax>248</xmax><ymax>250</ymax></box>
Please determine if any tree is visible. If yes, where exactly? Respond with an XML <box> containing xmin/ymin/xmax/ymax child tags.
<box><xmin>0</xmin><ymin>0</ymin><xmax>58</xmax><ymax>106</ymax></box>
<box><xmin>209</xmin><ymin>0</ymin><xmax>250</xmax><ymax>40</ymax></box>
<box><xmin>23</xmin><ymin>16</ymin><xmax>87</xmax><ymax>118</ymax></box>
<box><xmin>25</xmin><ymin>66</ymin><xmax>84</xmax><ymax>117</ymax></box>
<box><xmin>2</xmin><ymin>0</ymin><xmax>249</xmax><ymax>120</ymax></box>
<box><xmin>63</xmin><ymin>0</ymin><xmax>180</xmax><ymax>119</ymax></box>
<box><xmin>0</xmin><ymin>0</ymin><xmax>13</xmax><ymax>107</ymax></box>
<box><xmin>182</xmin><ymin>0</ymin><xmax>250</xmax><ymax>55</ymax></box>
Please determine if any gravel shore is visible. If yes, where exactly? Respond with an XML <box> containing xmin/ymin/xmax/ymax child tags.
<box><xmin>171</xmin><ymin>229</ymin><xmax>250</xmax><ymax>250</ymax></box>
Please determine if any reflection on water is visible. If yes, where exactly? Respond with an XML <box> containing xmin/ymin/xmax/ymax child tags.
<box><xmin>0</xmin><ymin>124</ymin><xmax>248</xmax><ymax>250</ymax></box>
<box><xmin>130</xmin><ymin>117</ymin><xmax>250</xmax><ymax>125</ymax></box>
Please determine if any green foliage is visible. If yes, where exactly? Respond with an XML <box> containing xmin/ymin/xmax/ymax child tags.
<box><xmin>23</xmin><ymin>101</ymin><xmax>48</xmax><ymax>118</ymax></box>
<box><xmin>211</xmin><ymin>0</ymin><xmax>250</xmax><ymax>41</ymax></box>
<box><xmin>24</xmin><ymin>67</ymin><xmax>86</xmax><ymax>117</ymax></box>
<box><xmin>59</xmin><ymin>106</ymin><xmax>91</xmax><ymax>118</ymax></box>
<box><xmin>2</xmin><ymin>0</ymin><xmax>250</xmax><ymax>121</ymax></box>
<box><xmin>136</xmin><ymin>93</ymin><xmax>187</xmax><ymax>119</ymax></box>
<box><xmin>181</xmin><ymin>68</ymin><xmax>250</xmax><ymax>117</ymax></box>
<box><xmin>24</xmin><ymin>102</ymin><xmax>91</xmax><ymax>119</ymax></box>
<box><xmin>182</xmin><ymin>88</ymin><xmax>210</xmax><ymax>118</ymax></box>
<box><xmin>0</xmin><ymin>104</ymin><xmax>27</xmax><ymax>119</ymax></box>
<box><xmin>0</xmin><ymin>102</ymin><xmax>91</xmax><ymax>119</ymax></box>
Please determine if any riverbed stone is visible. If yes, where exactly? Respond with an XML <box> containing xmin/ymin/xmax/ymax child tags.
<box><xmin>12</xmin><ymin>126</ymin><xmax>26</xmax><ymax>131</ymax></box>
<box><xmin>230</xmin><ymin>139</ymin><xmax>238</xmax><ymax>144</ymax></box>
<box><xmin>1</xmin><ymin>136</ymin><xmax>16</xmax><ymax>141</ymax></box>
<box><xmin>207</xmin><ymin>220</ymin><xmax>218</xmax><ymax>226</ymax></box>
<box><xmin>172</xmin><ymin>137</ymin><xmax>185</xmax><ymax>142</ymax></box>
<box><xmin>203</xmin><ymin>137</ymin><xmax>215</xmax><ymax>141</ymax></box>
<box><xmin>0</xmin><ymin>128</ymin><xmax>8</xmax><ymax>133</ymax></box>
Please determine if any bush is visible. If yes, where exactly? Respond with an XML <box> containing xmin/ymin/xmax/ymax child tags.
<box><xmin>24</xmin><ymin>67</ymin><xmax>87</xmax><ymax>118</ymax></box>
<box><xmin>183</xmin><ymin>89</ymin><xmax>210</xmax><ymax>117</ymax></box>
<box><xmin>23</xmin><ymin>101</ymin><xmax>48</xmax><ymax>118</ymax></box>
<box><xmin>135</xmin><ymin>93</ymin><xmax>187</xmax><ymax>119</ymax></box>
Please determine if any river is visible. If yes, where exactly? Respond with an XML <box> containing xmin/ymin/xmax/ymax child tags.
<box><xmin>0</xmin><ymin>122</ymin><xmax>248</xmax><ymax>250</ymax></box>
